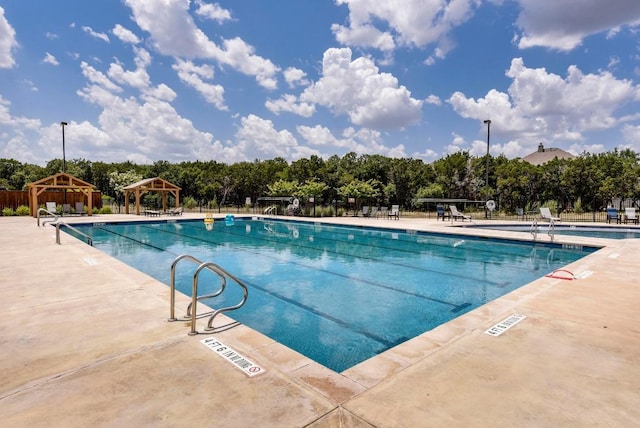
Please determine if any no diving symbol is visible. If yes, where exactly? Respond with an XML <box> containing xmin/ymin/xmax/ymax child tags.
<box><xmin>248</xmin><ymin>366</ymin><xmax>261</xmax><ymax>373</ymax></box>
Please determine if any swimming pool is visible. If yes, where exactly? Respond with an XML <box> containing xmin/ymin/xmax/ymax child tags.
<box><xmin>67</xmin><ymin>218</ymin><xmax>596</xmax><ymax>372</ymax></box>
<box><xmin>470</xmin><ymin>223</ymin><xmax>640</xmax><ymax>239</ymax></box>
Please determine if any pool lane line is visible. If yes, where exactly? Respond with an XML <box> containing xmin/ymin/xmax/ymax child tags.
<box><xmin>138</xmin><ymin>224</ymin><xmax>473</xmax><ymax>312</ymax></box>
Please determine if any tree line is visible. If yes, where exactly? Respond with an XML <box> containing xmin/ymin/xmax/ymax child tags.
<box><xmin>1</xmin><ymin>149</ymin><xmax>639</xmax><ymax>213</ymax></box>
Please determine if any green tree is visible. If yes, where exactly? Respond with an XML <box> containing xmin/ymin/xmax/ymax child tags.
<box><xmin>108</xmin><ymin>170</ymin><xmax>143</xmax><ymax>213</ymax></box>
<box><xmin>267</xmin><ymin>179</ymin><xmax>298</xmax><ymax>196</ymax></box>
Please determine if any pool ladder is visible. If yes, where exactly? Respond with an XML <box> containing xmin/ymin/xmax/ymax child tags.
<box><xmin>530</xmin><ymin>219</ymin><xmax>555</xmax><ymax>242</ymax></box>
<box><xmin>168</xmin><ymin>254</ymin><xmax>248</xmax><ymax>335</ymax></box>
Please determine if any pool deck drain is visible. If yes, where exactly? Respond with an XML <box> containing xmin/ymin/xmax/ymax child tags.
<box><xmin>1</xmin><ymin>214</ymin><xmax>639</xmax><ymax>427</ymax></box>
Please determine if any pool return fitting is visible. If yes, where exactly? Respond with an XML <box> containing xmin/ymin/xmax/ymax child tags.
<box><xmin>169</xmin><ymin>254</ymin><xmax>248</xmax><ymax>335</ymax></box>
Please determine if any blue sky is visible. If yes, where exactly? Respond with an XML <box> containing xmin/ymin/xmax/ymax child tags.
<box><xmin>2</xmin><ymin>0</ymin><xmax>640</xmax><ymax>166</ymax></box>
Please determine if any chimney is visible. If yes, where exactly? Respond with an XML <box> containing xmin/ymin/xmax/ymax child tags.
<box><xmin>538</xmin><ymin>143</ymin><xmax>544</xmax><ymax>153</ymax></box>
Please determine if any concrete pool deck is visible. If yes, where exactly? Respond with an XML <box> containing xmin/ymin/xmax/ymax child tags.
<box><xmin>1</xmin><ymin>213</ymin><xmax>639</xmax><ymax>427</ymax></box>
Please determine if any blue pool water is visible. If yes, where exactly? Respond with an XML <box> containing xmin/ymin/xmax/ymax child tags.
<box><xmin>471</xmin><ymin>223</ymin><xmax>640</xmax><ymax>239</ymax></box>
<box><xmin>68</xmin><ymin>218</ymin><xmax>596</xmax><ymax>372</ymax></box>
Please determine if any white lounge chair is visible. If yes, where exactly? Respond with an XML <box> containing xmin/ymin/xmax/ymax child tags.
<box><xmin>167</xmin><ymin>206</ymin><xmax>183</xmax><ymax>216</ymax></box>
<box><xmin>449</xmin><ymin>205</ymin><xmax>471</xmax><ymax>221</ymax></box>
<box><xmin>624</xmin><ymin>207</ymin><xmax>638</xmax><ymax>224</ymax></box>
<box><xmin>540</xmin><ymin>207</ymin><xmax>560</xmax><ymax>222</ymax></box>
<box><xmin>45</xmin><ymin>201</ymin><xmax>57</xmax><ymax>214</ymax></box>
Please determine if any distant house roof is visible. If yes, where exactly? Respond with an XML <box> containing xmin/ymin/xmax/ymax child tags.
<box><xmin>522</xmin><ymin>143</ymin><xmax>575</xmax><ymax>166</ymax></box>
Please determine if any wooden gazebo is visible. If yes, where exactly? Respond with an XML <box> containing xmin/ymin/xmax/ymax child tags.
<box><xmin>27</xmin><ymin>172</ymin><xmax>95</xmax><ymax>217</ymax></box>
<box><xmin>124</xmin><ymin>177</ymin><xmax>181</xmax><ymax>215</ymax></box>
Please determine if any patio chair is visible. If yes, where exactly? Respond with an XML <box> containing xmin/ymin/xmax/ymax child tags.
<box><xmin>167</xmin><ymin>207</ymin><xmax>183</xmax><ymax>216</ymax></box>
<box><xmin>540</xmin><ymin>207</ymin><xmax>560</xmax><ymax>222</ymax></box>
<box><xmin>370</xmin><ymin>206</ymin><xmax>378</xmax><ymax>218</ymax></box>
<box><xmin>606</xmin><ymin>207</ymin><xmax>620</xmax><ymax>224</ymax></box>
<box><xmin>46</xmin><ymin>201</ymin><xmax>57</xmax><ymax>214</ymax></box>
<box><xmin>379</xmin><ymin>206</ymin><xmax>388</xmax><ymax>218</ymax></box>
<box><xmin>436</xmin><ymin>205</ymin><xmax>450</xmax><ymax>221</ymax></box>
<box><xmin>75</xmin><ymin>202</ymin><xmax>85</xmax><ymax>215</ymax></box>
<box><xmin>362</xmin><ymin>206</ymin><xmax>370</xmax><ymax>217</ymax></box>
<box><xmin>449</xmin><ymin>205</ymin><xmax>471</xmax><ymax>222</ymax></box>
<box><xmin>62</xmin><ymin>203</ymin><xmax>72</xmax><ymax>215</ymax></box>
<box><xmin>624</xmin><ymin>207</ymin><xmax>638</xmax><ymax>224</ymax></box>
<box><xmin>388</xmin><ymin>204</ymin><xmax>399</xmax><ymax>220</ymax></box>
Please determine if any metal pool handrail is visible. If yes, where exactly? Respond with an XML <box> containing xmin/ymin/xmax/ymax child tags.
<box><xmin>37</xmin><ymin>208</ymin><xmax>58</xmax><ymax>227</ymax></box>
<box><xmin>169</xmin><ymin>254</ymin><xmax>249</xmax><ymax>335</ymax></box>
<box><xmin>55</xmin><ymin>221</ymin><xmax>93</xmax><ymax>246</ymax></box>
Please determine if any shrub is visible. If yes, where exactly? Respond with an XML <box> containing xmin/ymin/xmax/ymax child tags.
<box><xmin>2</xmin><ymin>207</ymin><xmax>15</xmax><ymax>216</ymax></box>
<box><xmin>16</xmin><ymin>205</ymin><xmax>30</xmax><ymax>216</ymax></box>
<box><xmin>183</xmin><ymin>196</ymin><xmax>197</xmax><ymax>209</ymax></box>
<box><xmin>573</xmin><ymin>198</ymin><xmax>584</xmax><ymax>214</ymax></box>
<box><xmin>99</xmin><ymin>206</ymin><xmax>112</xmax><ymax>214</ymax></box>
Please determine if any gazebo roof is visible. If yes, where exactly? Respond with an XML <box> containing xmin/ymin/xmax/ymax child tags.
<box><xmin>28</xmin><ymin>172</ymin><xmax>94</xmax><ymax>189</ymax></box>
<box><xmin>124</xmin><ymin>177</ymin><xmax>181</xmax><ymax>191</ymax></box>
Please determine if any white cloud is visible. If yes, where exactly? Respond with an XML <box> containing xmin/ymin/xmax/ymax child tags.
<box><xmin>425</xmin><ymin>94</ymin><xmax>442</xmax><ymax>105</ymax></box>
<box><xmin>265</xmin><ymin>94</ymin><xmax>315</xmax><ymax>117</ymax></box>
<box><xmin>124</xmin><ymin>0</ymin><xmax>279</xmax><ymax>89</ymax></box>
<box><xmin>301</xmin><ymin>48</ymin><xmax>422</xmax><ymax>129</ymax></box>
<box><xmin>65</xmin><ymin>52</ymin><xmax>216</xmax><ymax>164</ymax></box>
<box><xmin>195</xmin><ymin>0</ymin><xmax>232</xmax><ymax>23</ymax></box>
<box><xmin>0</xmin><ymin>6</ymin><xmax>18</xmax><ymax>68</ymax></box>
<box><xmin>621</xmin><ymin>124</ymin><xmax>640</xmax><ymax>152</ymax></box>
<box><xmin>515</xmin><ymin>0</ymin><xmax>640</xmax><ymax>50</ymax></box>
<box><xmin>112</xmin><ymin>24</ymin><xmax>140</xmax><ymax>44</ymax></box>
<box><xmin>297</xmin><ymin>124</ymin><xmax>407</xmax><ymax>157</ymax></box>
<box><xmin>233</xmin><ymin>114</ymin><xmax>318</xmax><ymax>161</ymax></box>
<box><xmin>332</xmin><ymin>0</ymin><xmax>479</xmax><ymax>59</ymax></box>
<box><xmin>82</xmin><ymin>26</ymin><xmax>110</xmax><ymax>43</ymax></box>
<box><xmin>283</xmin><ymin>67</ymin><xmax>309</xmax><ymax>88</ymax></box>
<box><xmin>107</xmin><ymin>47</ymin><xmax>152</xmax><ymax>91</ymax></box>
<box><xmin>172</xmin><ymin>59</ymin><xmax>226</xmax><ymax>110</ymax></box>
<box><xmin>43</xmin><ymin>53</ymin><xmax>59</xmax><ymax>66</ymax></box>
<box><xmin>448</xmin><ymin>57</ymin><xmax>640</xmax><ymax>156</ymax></box>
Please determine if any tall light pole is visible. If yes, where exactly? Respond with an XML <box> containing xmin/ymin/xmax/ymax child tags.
<box><xmin>483</xmin><ymin>119</ymin><xmax>491</xmax><ymax>218</ymax></box>
<box><xmin>483</xmin><ymin>119</ymin><xmax>491</xmax><ymax>194</ymax></box>
<box><xmin>60</xmin><ymin>121</ymin><xmax>68</xmax><ymax>173</ymax></box>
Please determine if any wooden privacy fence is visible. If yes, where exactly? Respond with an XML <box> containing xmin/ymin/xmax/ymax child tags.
<box><xmin>0</xmin><ymin>190</ymin><xmax>102</xmax><ymax>210</ymax></box>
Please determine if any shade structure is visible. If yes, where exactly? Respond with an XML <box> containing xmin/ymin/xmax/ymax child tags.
<box><xmin>123</xmin><ymin>177</ymin><xmax>181</xmax><ymax>215</ymax></box>
<box><xmin>27</xmin><ymin>172</ymin><xmax>95</xmax><ymax>217</ymax></box>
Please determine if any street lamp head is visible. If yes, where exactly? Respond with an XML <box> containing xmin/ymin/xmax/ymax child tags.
<box><xmin>483</xmin><ymin>119</ymin><xmax>491</xmax><ymax>125</ymax></box>
<box><xmin>61</xmin><ymin>121</ymin><xmax>68</xmax><ymax>126</ymax></box>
